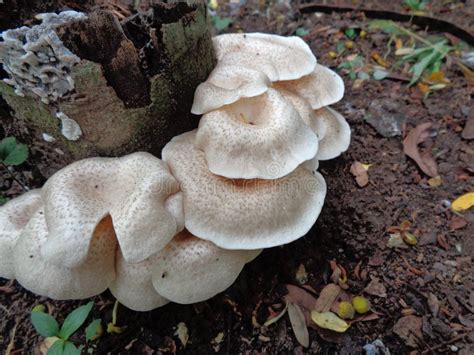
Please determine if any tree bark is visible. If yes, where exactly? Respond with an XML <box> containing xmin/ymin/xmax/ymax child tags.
<box><xmin>0</xmin><ymin>1</ymin><xmax>215</xmax><ymax>177</ymax></box>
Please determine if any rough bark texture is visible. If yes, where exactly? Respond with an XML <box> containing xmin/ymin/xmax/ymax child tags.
<box><xmin>0</xmin><ymin>1</ymin><xmax>215</xmax><ymax>177</ymax></box>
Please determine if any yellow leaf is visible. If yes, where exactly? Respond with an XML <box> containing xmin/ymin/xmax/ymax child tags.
<box><xmin>371</xmin><ymin>52</ymin><xmax>390</xmax><ymax>68</ymax></box>
<box><xmin>403</xmin><ymin>232</ymin><xmax>418</xmax><ymax>246</ymax></box>
<box><xmin>395</xmin><ymin>48</ymin><xmax>414</xmax><ymax>56</ymax></box>
<box><xmin>426</xmin><ymin>71</ymin><xmax>445</xmax><ymax>82</ymax></box>
<box><xmin>452</xmin><ymin>192</ymin><xmax>474</xmax><ymax>212</ymax></box>
<box><xmin>429</xmin><ymin>84</ymin><xmax>446</xmax><ymax>91</ymax></box>
<box><xmin>361</xmin><ymin>163</ymin><xmax>373</xmax><ymax>171</ymax></box>
<box><xmin>311</xmin><ymin>311</ymin><xmax>350</xmax><ymax>332</ymax></box>
<box><xmin>395</xmin><ymin>37</ymin><xmax>403</xmax><ymax>50</ymax></box>
<box><xmin>417</xmin><ymin>82</ymin><xmax>430</xmax><ymax>94</ymax></box>
<box><xmin>428</xmin><ymin>175</ymin><xmax>442</xmax><ymax>187</ymax></box>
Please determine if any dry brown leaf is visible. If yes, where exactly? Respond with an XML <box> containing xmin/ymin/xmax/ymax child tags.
<box><xmin>288</xmin><ymin>303</ymin><xmax>310</xmax><ymax>348</ymax></box>
<box><xmin>350</xmin><ymin>161</ymin><xmax>369</xmax><ymax>187</ymax></box>
<box><xmin>427</xmin><ymin>293</ymin><xmax>439</xmax><ymax>317</ymax></box>
<box><xmin>393</xmin><ymin>315</ymin><xmax>422</xmax><ymax>348</ymax></box>
<box><xmin>462</xmin><ymin>110</ymin><xmax>474</xmax><ymax>140</ymax></box>
<box><xmin>437</xmin><ymin>234</ymin><xmax>450</xmax><ymax>250</ymax></box>
<box><xmin>403</xmin><ymin>122</ymin><xmax>439</xmax><ymax>177</ymax></box>
<box><xmin>285</xmin><ymin>285</ymin><xmax>318</xmax><ymax>326</ymax></box>
<box><xmin>364</xmin><ymin>277</ymin><xmax>387</xmax><ymax>298</ymax></box>
<box><xmin>315</xmin><ymin>284</ymin><xmax>341</xmax><ymax>313</ymax></box>
<box><xmin>450</xmin><ymin>216</ymin><xmax>467</xmax><ymax>231</ymax></box>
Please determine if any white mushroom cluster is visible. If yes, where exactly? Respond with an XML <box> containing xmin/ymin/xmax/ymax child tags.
<box><xmin>0</xmin><ymin>33</ymin><xmax>350</xmax><ymax>312</ymax></box>
<box><xmin>193</xmin><ymin>33</ymin><xmax>350</xmax><ymax>177</ymax></box>
<box><xmin>0</xmin><ymin>11</ymin><xmax>86</xmax><ymax>104</ymax></box>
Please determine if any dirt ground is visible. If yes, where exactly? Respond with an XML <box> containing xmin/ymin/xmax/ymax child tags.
<box><xmin>1</xmin><ymin>1</ymin><xmax>473</xmax><ymax>354</ymax></box>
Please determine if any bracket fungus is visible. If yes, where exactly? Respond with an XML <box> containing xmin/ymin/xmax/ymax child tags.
<box><xmin>41</xmin><ymin>152</ymin><xmax>182</xmax><ymax>267</ymax></box>
<box><xmin>163</xmin><ymin>130</ymin><xmax>326</xmax><ymax>249</ymax></box>
<box><xmin>0</xmin><ymin>32</ymin><xmax>350</xmax><ymax>311</ymax></box>
<box><xmin>0</xmin><ymin>11</ymin><xmax>86</xmax><ymax>103</ymax></box>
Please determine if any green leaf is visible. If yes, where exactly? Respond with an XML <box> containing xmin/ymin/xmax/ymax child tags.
<box><xmin>336</xmin><ymin>41</ymin><xmax>346</xmax><ymax>55</ymax></box>
<box><xmin>31</xmin><ymin>312</ymin><xmax>60</xmax><ymax>337</ymax></box>
<box><xmin>63</xmin><ymin>341</ymin><xmax>82</xmax><ymax>355</ymax></box>
<box><xmin>368</xmin><ymin>20</ymin><xmax>404</xmax><ymax>35</ymax></box>
<box><xmin>345</xmin><ymin>28</ymin><xmax>356</xmax><ymax>39</ymax></box>
<box><xmin>0</xmin><ymin>137</ymin><xmax>28</xmax><ymax>166</ymax></box>
<box><xmin>85</xmin><ymin>319</ymin><xmax>102</xmax><ymax>341</ymax></box>
<box><xmin>296</xmin><ymin>27</ymin><xmax>309</xmax><ymax>37</ymax></box>
<box><xmin>47</xmin><ymin>339</ymin><xmax>65</xmax><ymax>355</ymax></box>
<box><xmin>409</xmin><ymin>49</ymin><xmax>438</xmax><ymax>85</ymax></box>
<box><xmin>59</xmin><ymin>301</ymin><xmax>93</xmax><ymax>340</ymax></box>
<box><xmin>211</xmin><ymin>15</ymin><xmax>232</xmax><ymax>31</ymax></box>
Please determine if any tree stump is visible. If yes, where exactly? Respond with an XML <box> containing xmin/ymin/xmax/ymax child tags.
<box><xmin>0</xmin><ymin>1</ymin><xmax>215</xmax><ymax>177</ymax></box>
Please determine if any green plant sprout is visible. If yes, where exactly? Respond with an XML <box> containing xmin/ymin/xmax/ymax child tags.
<box><xmin>31</xmin><ymin>302</ymin><xmax>102</xmax><ymax>355</ymax></box>
<box><xmin>0</xmin><ymin>136</ymin><xmax>29</xmax><ymax>191</ymax></box>
<box><xmin>403</xmin><ymin>0</ymin><xmax>429</xmax><ymax>12</ymax></box>
<box><xmin>368</xmin><ymin>20</ymin><xmax>465</xmax><ymax>85</ymax></box>
<box><xmin>338</xmin><ymin>55</ymin><xmax>364</xmax><ymax>80</ymax></box>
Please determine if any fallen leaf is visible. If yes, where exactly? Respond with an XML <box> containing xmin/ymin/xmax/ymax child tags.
<box><xmin>364</xmin><ymin>277</ymin><xmax>387</xmax><ymax>298</ymax></box>
<box><xmin>393</xmin><ymin>315</ymin><xmax>422</xmax><ymax>348</ymax></box>
<box><xmin>311</xmin><ymin>311</ymin><xmax>350</xmax><ymax>332</ymax></box>
<box><xmin>451</xmin><ymin>192</ymin><xmax>474</xmax><ymax>212</ymax></box>
<box><xmin>288</xmin><ymin>303</ymin><xmax>309</xmax><ymax>348</ymax></box>
<box><xmin>263</xmin><ymin>304</ymin><xmax>288</xmax><ymax>327</ymax></box>
<box><xmin>437</xmin><ymin>234</ymin><xmax>450</xmax><ymax>250</ymax></box>
<box><xmin>352</xmin><ymin>312</ymin><xmax>382</xmax><ymax>323</ymax></box>
<box><xmin>315</xmin><ymin>284</ymin><xmax>341</xmax><ymax>313</ymax></box>
<box><xmin>350</xmin><ymin>161</ymin><xmax>369</xmax><ymax>187</ymax></box>
<box><xmin>403</xmin><ymin>122</ymin><xmax>439</xmax><ymax>177</ymax></box>
<box><xmin>285</xmin><ymin>285</ymin><xmax>318</xmax><ymax>326</ymax></box>
<box><xmin>450</xmin><ymin>216</ymin><xmax>468</xmax><ymax>231</ymax></box>
<box><xmin>368</xmin><ymin>251</ymin><xmax>385</xmax><ymax>266</ymax></box>
<box><xmin>462</xmin><ymin>110</ymin><xmax>474</xmax><ymax>140</ymax></box>
<box><xmin>387</xmin><ymin>233</ymin><xmax>409</xmax><ymax>249</ymax></box>
<box><xmin>175</xmin><ymin>322</ymin><xmax>189</xmax><ymax>348</ymax></box>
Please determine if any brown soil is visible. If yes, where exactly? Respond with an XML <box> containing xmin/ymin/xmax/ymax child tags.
<box><xmin>1</xmin><ymin>1</ymin><xmax>473</xmax><ymax>354</ymax></box>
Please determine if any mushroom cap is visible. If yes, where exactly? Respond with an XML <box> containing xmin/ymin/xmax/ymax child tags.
<box><xmin>213</xmin><ymin>33</ymin><xmax>316</xmax><ymax>81</ymax></box>
<box><xmin>274</xmin><ymin>64</ymin><xmax>344</xmax><ymax>110</ymax></box>
<box><xmin>0</xmin><ymin>189</ymin><xmax>42</xmax><ymax>278</ymax></box>
<box><xmin>195</xmin><ymin>88</ymin><xmax>319</xmax><ymax>179</ymax></box>
<box><xmin>109</xmin><ymin>250</ymin><xmax>170</xmax><ymax>312</ymax></box>
<box><xmin>14</xmin><ymin>212</ymin><xmax>117</xmax><ymax>300</ymax></box>
<box><xmin>162</xmin><ymin>131</ymin><xmax>327</xmax><ymax>250</ymax></box>
<box><xmin>191</xmin><ymin>62</ymin><xmax>271</xmax><ymax>115</ymax></box>
<box><xmin>151</xmin><ymin>230</ymin><xmax>261</xmax><ymax>304</ymax></box>
<box><xmin>313</xmin><ymin>107</ymin><xmax>351</xmax><ymax>160</ymax></box>
<box><xmin>279</xmin><ymin>90</ymin><xmax>350</xmax><ymax>161</ymax></box>
<box><xmin>41</xmin><ymin>152</ymin><xmax>182</xmax><ymax>268</ymax></box>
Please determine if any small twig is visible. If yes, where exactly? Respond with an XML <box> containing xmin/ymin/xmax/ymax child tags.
<box><xmin>421</xmin><ymin>333</ymin><xmax>468</xmax><ymax>354</ymax></box>
<box><xmin>0</xmin><ymin>162</ymin><xmax>29</xmax><ymax>192</ymax></box>
<box><xmin>5</xmin><ymin>318</ymin><xmax>19</xmax><ymax>355</ymax></box>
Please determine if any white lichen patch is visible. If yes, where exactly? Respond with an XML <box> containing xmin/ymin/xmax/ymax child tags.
<box><xmin>42</xmin><ymin>133</ymin><xmax>56</xmax><ymax>142</ymax></box>
<box><xmin>57</xmin><ymin>111</ymin><xmax>82</xmax><ymax>141</ymax></box>
<box><xmin>0</xmin><ymin>11</ymin><xmax>87</xmax><ymax>104</ymax></box>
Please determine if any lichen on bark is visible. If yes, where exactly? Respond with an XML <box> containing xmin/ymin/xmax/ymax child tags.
<box><xmin>0</xmin><ymin>1</ymin><xmax>215</xmax><ymax>176</ymax></box>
